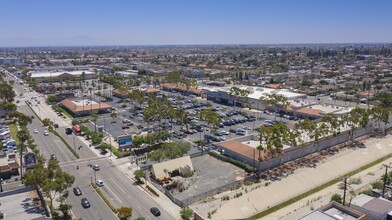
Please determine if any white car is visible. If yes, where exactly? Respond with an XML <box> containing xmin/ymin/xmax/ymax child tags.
<box><xmin>43</xmin><ymin>131</ymin><xmax>49</xmax><ymax>136</ymax></box>
<box><xmin>33</xmin><ymin>129</ymin><xmax>38</xmax><ymax>134</ymax></box>
<box><xmin>96</xmin><ymin>180</ymin><xmax>104</xmax><ymax>187</ymax></box>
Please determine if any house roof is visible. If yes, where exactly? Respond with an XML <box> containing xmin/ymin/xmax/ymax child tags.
<box><xmin>361</xmin><ymin>198</ymin><xmax>392</xmax><ymax>215</ymax></box>
<box><xmin>151</xmin><ymin>156</ymin><xmax>194</xmax><ymax>180</ymax></box>
<box><xmin>61</xmin><ymin>99</ymin><xmax>112</xmax><ymax>113</ymax></box>
<box><xmin>295</xmin><ymin>107</ymin><xmax>324</xmax><ymax>117</ymax></box>
<box><xmin>218</xmin><ymin>140</ymin><xmax>267</xmax><ymax>161</ymax></box>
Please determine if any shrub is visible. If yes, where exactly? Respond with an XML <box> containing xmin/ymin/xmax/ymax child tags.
<box><xmin>209</xmin><ymin>151</ymin><xmax>257</xmax><ymax>173</ymax></box>
<box><xmin>146</xmin><ymin>185</ymin><xmax>159</xmax><ymax>197</ymax></box>
<box><xmin>330</xmin><ymin>194</ymin><xmax>342</xmax><ymax>204</ymax></box>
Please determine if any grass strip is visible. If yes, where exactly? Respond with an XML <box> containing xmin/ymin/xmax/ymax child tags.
<box><xmin>146</xmin><ymin>185</ymin><xmax>160</xmax><ymax>197</ymax></box>
<box><xmin>51</xmin><ymin>103</ymin><xmax>73</xmax><ymax>119</ymax></box>
<box><xmin>26</xmin><ymin>101</ymin><xmax>79</xmax><ymax>159</ymax></box>
<box><xmin>246</xmin><ymin>153</ymin><xmax>392</xmax><ymax>220</ymax></box>
<box><xmin>8</xmin><ymin>123</ymin><xmax>20</xmax><ymax>145</ymax></box>
<box><xmin>48</xmin><ymin>127</ymin><xmax>80</xmax><ymax>159</ymax></box>
<box><xmin>91</xmin><ymin>182</ymin><xmax>118</xmax><ymax>214</ymax></box>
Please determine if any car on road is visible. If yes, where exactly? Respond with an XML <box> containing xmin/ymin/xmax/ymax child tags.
<box><xmin>73</xmin><ymin>186</ymin><xmax>82</xmax><ymax>196</ymax></box>
<box><xmin>81</xmin><ymin>198</ymin><xmax>90</xmax><ymax>208</ymax></box>
<box><xmin>92</xmin><ymin>164</ymin><xmax>100</xmax><ymax>171</ymax></box>
<box><xmin>122</xmin><ymin>124</ymin><xmax>129</xmax><ymax>129</ymax></box>
<box><xmin>33</xmin><ymin>129</ymin><xmax>38</xmax><ymax>134</ymax></box>
<box><xmin>43</xmin><ymin>131</ymin><xmax>49</xmax><ymax>136</ymax></box>
<box><xmin>50</xmin><ymin>154</ymin><xmax>57</xmax><ymax>160</ymax></box>
<box><xmin>96</xmin><ymin>180</ymin><xmax>104</xmax><ymax>187</ymax></box>
<box><xmin>65</xmin><ymin>127</ymin><xmax>72</xmax><ymax>135</ymax></box>
<box><xmin>150</xmin><ymin>207</ymin><xmax>161</xmax><ymax>217</ymax></box>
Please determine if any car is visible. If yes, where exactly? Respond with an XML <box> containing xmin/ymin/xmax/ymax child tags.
<box><xmin>236</xmin><ymin>130</ymin><xmax>246</xmax><ymax>135</ymax></box>
<box><xmin>33</xmin><ymin>129</ymin><xmax>38</xmax><ymax>134</ymax></box>
<box><xmin>31</xmin><ymin>115</ymin><xmax>35</xmax><ymax>119</ymax></box>
<box><xmin>92</xmin><ymin>164</ymin><xmax>100</xmax><ymax>171</ymax></box>
<box><xmin>229</xmin><ymin>128</ymin><xmax>237</xmax><ymax>133</ymax></box>
<box><xmin>122</xmin><ymin>124</ymin><xmax>129</xmax><ymax>129</ymax></box>
<box><xmin>73</xmin><ymin>186</ymin><xmax>82</xmax><ymax>196</ymax></box>
<box><xmin>43</xmin><ymin>131</ymin><xmax>49</xmax><ymax>136</ymax></box>
<box><xmin>150</xmin><ymin>207</ymin><xmax>161</xmax><ymax>216</ymax></box>
<box><xmin>123</xmin><ymin>119</ymin><xmax>131</xmax><ymax>123</ymax></box>
<box><xmin>356</xmin><ymin>143</ymin><xmax>366</xmax><ymax>148</ymax></box>
<box><xmin>184</xmin><ymin>130</ymin><xmax>194</xmax><ymax>134</ymax></box>
<box><xmin>65</xmin><ymin>127</ymin><xmax>72</xmax><ymax>135</ymax></box>
<box><xmin>50</xmin><ymin>154</ymin><xmax>57</xmax><ymax>160</ymax></box>
<box><xmin>81</xmin><ymin>198</ymin><xmax>90</xmax><ymax>208</ymax></box>
<box><xmin>96</xmin><ymin>180</ymin><xmax>104</xmax><ymax>187</ymax></box>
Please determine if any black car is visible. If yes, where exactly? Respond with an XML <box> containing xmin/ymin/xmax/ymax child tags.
<box><xmin>50</xmin><ymin>154</ymin><xmax>57</xmax><ymax>160</ymax></box>
<box><xmin>73</xmin><ymin>186</ymin><xmax>82</xmax><ymax>196</ymax></box>
<box><xmin>81</xmin><ymin>198</ymin><xmax>90</xmax><ymax>208</ymax></box>
<box><xmin>65</xmin><ymin>127</ymin><xmax>72</xmax><ymax>135</ymax></box>
<box><xmin>150</xmin><ymin>207</ymin><xmax>161</xmax><ymax>216</ymax></box>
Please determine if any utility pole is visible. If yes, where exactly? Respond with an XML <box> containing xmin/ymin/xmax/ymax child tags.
<box><xmin>383</xmin><ymin>165</ymin><xmax>389</xmax><ymax>198</ymax></box>
<box><xmin>343</xmin><ymin>177</ymin><xmax>348</xmax><ymax>206</ymax></box>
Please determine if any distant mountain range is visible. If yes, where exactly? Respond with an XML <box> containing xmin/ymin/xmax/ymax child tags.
<box><xmin>0</xmin><ymin>36</ymin><xmax>107</xmax><ymax>47</ymax></box>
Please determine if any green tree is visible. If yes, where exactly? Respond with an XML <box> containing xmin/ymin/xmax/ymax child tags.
<box><xmin>229</xmin><ymin>86</ymin><xmax>250</xmax><ymax>110</ymax></box>
<box><xmin>134</xmin><ymin>170</ymin><xmax>145</xmax><ymax>184</ymax></box>
<box><xmin>117</xmin><ymin>206</ymin><xmax>133</xmax><ymax>220</ymax></box>
<box><xmin>110</xmin><ymin>111</ymin><xmax>118</xmax><ymax>123</ymax></box>
<box><xmin>0</xmin><ymin>102</ymin><xmax>17</xmax><ymax>116</ymax></box>
<box><xmin>46</xmin><ymin>95</ymin><xmax>59</xmax><ymax>104</ymax></box>
<box><xmin>9</xmin><ymin>111</ymin><xmax>32</xmax><ymax>127</ymax></box>
<box><xmin>180</xmin><ymin>208</ymin><xmax>194</xmax><ymax>220</ymax></box>
<box><xmin>17</xmin><ymin>127</ymin><xmax>30</xmax><ymax>178</ymax></box>
<box><xmin>0</xmin><ymin>83</ymin><xmax>16</xmax><ymax>102</ymax></box>
<box><xmin>330</xmin><ymin>194</ymin><xmax>342</xmax><ymax>204</ymax></box>
<box><xmin>90</xmin><ymin>110</ymin><xmax>99</xmax><ymax>132</ymax></box>
<box><xmin>42</xmin><ymin>118</ymin><xmax>54</xmax><ymax>127</ymax></box>
<box><xmin>149</xmin><ymin>142</ymin><xmax>191</xmax><ymax>162</ymax></box>
<box><xmin>260</xmin><ymin>93</ymin><xmax>288</xmax><ymax>121</ymax></box>
<box><xmin>24</xmin><ymin>160</ymin><xmax>75</xmax><ymax>212</ymax></box>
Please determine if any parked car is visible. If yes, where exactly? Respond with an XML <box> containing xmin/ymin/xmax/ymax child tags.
<box><xmin>122</xmin><ymin>124</ymin><xmax>129</xmax><ymax>129</ymax></box>
<box><xmin>43</xmin><ymin>131</ymin><xmax>49</xmax><ymax>136</ymax></box>
<box><xmin>184</xmin><ymin>130</ymin><xmax>194</xmax><ymax>134</ymax></box>
<box><xmin>81</xmin><ymin>198</ymin><xmax>90</xmax><ymax>208</ymax></box>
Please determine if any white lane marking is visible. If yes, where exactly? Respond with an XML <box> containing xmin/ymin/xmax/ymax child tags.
<box><xmin>53</xmin><ymin>139</ymin><xmax>71</xmax><ymax>161</ymax></box>
<box><xmin>105</xmin><ymin>184</ymin><xmax>123</xmax><ymax>203</ymax></box>
<box><xmin>110</xmin><ymin>178</ymin><xmax>126</xmax><ymax>194</ymax></box>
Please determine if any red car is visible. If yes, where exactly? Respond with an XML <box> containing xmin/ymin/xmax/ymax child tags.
<box><xmin>122</xmin><ymin>124</ymin><xmax>129</xmax><ymax>129</ymax></box>
<box><xmin>184</xmin><ymin>130</ymin><xmax>194</xmax><ymax>134</ymax></box>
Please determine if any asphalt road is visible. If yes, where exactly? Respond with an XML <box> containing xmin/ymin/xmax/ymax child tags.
<box><xmin>18</xmin><ymin>104</ymin><xmax>76</xmax><ymax>163</ymax></box>
<box><xmin>62</xmin><ymin>159</ymin><xmax>175</xmax><ymax>220</ymax></box>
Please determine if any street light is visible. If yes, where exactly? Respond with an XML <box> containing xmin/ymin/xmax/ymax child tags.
<box><xmin>382</xmin><ymin>164</ymin><xmax>391</xmax><ymax>198</ymax></box>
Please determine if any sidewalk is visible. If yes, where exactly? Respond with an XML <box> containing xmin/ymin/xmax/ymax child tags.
<box><xmin>115</xmin><ymin>159</ymin><xmax>182</xmax><ymax>219</ymax></box>
<box><xmin>191</xmin><ymin>135</ymin><xmax>392</xmax><ymax>220</ymax></box>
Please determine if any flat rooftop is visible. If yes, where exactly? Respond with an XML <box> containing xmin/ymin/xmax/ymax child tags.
<box><xmin>242</xmin><ymin>140</ymin><xmax>291</xmax><ymax>150</ymax></box>
<box><xmin>0</xmin><ymin>188</ymin><xmax>48</xmax><ymax>219</ymax></box>
<box><xmin>72</xmin><ymin>99</ymin><xmax>98</xmax><ymax>106</ymax></box>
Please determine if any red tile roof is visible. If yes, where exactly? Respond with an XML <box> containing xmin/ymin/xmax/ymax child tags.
<box><xmin>61</xmin><ymin>99</ymin><xmax>112</xmax><ymax>113</ymax></box>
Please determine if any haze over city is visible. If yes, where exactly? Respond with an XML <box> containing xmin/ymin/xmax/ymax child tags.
<box><xmin>1</xmin><ymin>0</ymin><xmax>392</xmax><ymax>46</ymax></box>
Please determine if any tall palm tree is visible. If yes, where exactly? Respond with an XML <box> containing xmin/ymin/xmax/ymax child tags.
<box><xmin>17</xmin><ymin>127</ymin><xmax>30</xmax><ymax>179</ymax></box>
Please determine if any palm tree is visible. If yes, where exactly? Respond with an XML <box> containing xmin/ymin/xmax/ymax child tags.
<box><xmin>17</xmin><ymin>127</ymin><xmax>30</xmax><ymax>178</ymax></box>
<box><xmin>91</xmin><ymin>110</ymin><xmax>98</xmax><ymax>132</ymax></box>
<box><xmin>110</xmin><ymin>111</ymin><xmax>117</xmax><ymax>123</ymax></box>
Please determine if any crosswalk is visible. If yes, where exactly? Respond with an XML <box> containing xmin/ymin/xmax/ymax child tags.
<box><xmin>59</xmin><ymin>156</ymin><xmax>108</xmax><ymax>167</ymax></box>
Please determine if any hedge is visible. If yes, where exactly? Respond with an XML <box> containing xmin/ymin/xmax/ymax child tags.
<box><xmin>92</xmin><ymin>183</ymin><xmax>118</xmax><ymax>214</ymax></box>
<box><xmin>48</xmin><ymin>127</ymin><xmax>80</xmax><ymax>159</ymax></box>
<box><xmin>146</xmin><ymin>185</ymin><xmax>160</xmax><ymax>197</ymax></box>
<box><xmin>209</xmin><ymin>151</ymin><xmax>257</xmax><ymax>173</ymax></box>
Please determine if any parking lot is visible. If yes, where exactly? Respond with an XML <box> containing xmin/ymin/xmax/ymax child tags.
<box><xmin>171</xmin><ymin>154</ymin><xmax>246</xmax><ymax>201</ymax></box>
<box><xmin>80</xmin><ymin>90</ymin><xmax>299</xmax><ymax>147</ymax></box>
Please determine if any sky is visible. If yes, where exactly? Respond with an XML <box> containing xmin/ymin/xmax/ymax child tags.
<box><xmin>0</xmin><ymin>0</ymin><xmax>391</xmax><ymax>46</ymax></box>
